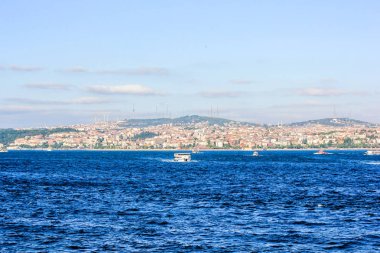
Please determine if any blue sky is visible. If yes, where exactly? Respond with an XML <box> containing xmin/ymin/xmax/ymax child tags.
<box><xmin>1</xmin><ymin>0</ymin><xmax>379</xmax><ymax>127</ymax></box>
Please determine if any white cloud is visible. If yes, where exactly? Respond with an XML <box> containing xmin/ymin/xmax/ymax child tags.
<box><xmin>268</xmin><ymin>100</ymin><xmax>332</xmax><ymax>109</ymax></box>
<box><xmin>97</xmin><ymin>67</ymin><xmax>169</xmax><ymax>75</ymax></box>
<box><xmin>24</xmin><ymin>83</ymin><xmax>72</xmax><ymax>90</ymax></box>
<box><xmin>63</xmin><ymin>66</ymin><xmax>169</xmax><ymax>76</ymax></box>
<box><xmin>9</xmin><ymin>65</ymin><xmax>43</xmax><ymax>72</ymax></box>
<box><xmin>5</xmin><ymin>97</ymin><xmax>110</xmax><ymax>105</ymax></box>
<box><xmin>319</xmin><ymin>78</ymin><xmax>339</xmax><ymax>84</ymax></box>
<box><xmin>5</xmin><ymin>98</ymin><xmax>65</xmax><ymax>105</ymax></box>
<box><xmin>229</xmin><ymin>79</ymin><xmax>254</xmax><ymax>85</ymax></box>
<box><xmin>63</xmin><ymin>67</ymin><xmax>90</xmax><ymax>73</ymax></box>
<box><xmin>71</xmin><ymin>97</ymin><xmax>110</xmax><ymax>104</ymax></box>
<box><xmin>0</xmin><ymin>105</ymin><xmax>40</xmax><ymax>114</ymax></box>
<box><xmin>295</xmin><ymin>87</ymin><xmax>367</xmax><ymax>97</ymax></box>
<box><xmin>87</xmin><ymin>85</ymin><xmax>162</xmax><ymax>96</ymax></box>
<box><xmin>198</xmin><ymin>91</ymin><xmax>244</xmax><ymax>98</ymax></box>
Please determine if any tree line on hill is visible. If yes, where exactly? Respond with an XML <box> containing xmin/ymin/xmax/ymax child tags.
<box><xmin>0</xmin><ymin>128</ymin><xmax>78</xmax><ymax>146</ymax></box>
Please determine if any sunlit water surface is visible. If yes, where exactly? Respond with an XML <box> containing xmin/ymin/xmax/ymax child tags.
<box><xmin>0</xmin><ymin>150</ymin><xmax>379</xmax><ymax>252</ymax></box>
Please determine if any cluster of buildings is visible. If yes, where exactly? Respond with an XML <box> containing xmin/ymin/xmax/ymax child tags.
<box><xmin>7</xmin><ymin>119</ymin><xmax>380</xmax><ymax>150</ymax></box>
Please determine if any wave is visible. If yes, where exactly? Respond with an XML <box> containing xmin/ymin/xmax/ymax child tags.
<box><xmin>363</xmin><ymin>161</ymin><xmax>380</xmax><ymax>165</ymax></box>
<box><xmin>159</xmin><ymin>159</ymin><xmax>198</xmax><ymax>163</ymax></box>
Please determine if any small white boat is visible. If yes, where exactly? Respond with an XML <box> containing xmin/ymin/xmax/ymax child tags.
<box><xmin>314</xmin><ymin>149</ymin><xmax>330</xmax><ymax>155</ymax></box>
<box><xmin>253</xmin><ymin>151</ymin><xmax>259</xmax><ymax>156</ymax></box>
<box><xmin>192</xmin><ymin>148</ymin><xmax>200</xmax><ymax>154</ymax></box>
<box><xmin>365</xmin><ymin>150</ymin><xmax>380</xmax><ymax>155</ymax></box>
<box><xmin>0</xmin><ymin>146</ymin><xmax>8</xmax><ymax>152</ymax></box>
<box><xmin>174</xmin><ymin>153</ymin><xmax>191</xmax><ymax>162</ymax></box>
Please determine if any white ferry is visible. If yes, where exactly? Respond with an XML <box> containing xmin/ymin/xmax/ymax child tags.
<box><xmin>253</xmin><ymin>151</ymin><xmax>259</xmax><ymax>156</ymax></box>
<box><xmin>365</xmin><ymin>150</ymin><xmax>380</xmax><ymax>156</ymax></box>
<box><xmin>174</xmin><ymin>153</ymin><xmax>191</xmax><ymax>162</ymax></box>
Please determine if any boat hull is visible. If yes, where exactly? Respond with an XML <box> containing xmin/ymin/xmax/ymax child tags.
<box><xmin>174</xmin><ymin>153</ymin><xmax>191</xmax><ymax>162</ymax></box>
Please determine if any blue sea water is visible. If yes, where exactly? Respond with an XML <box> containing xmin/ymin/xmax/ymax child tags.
<box><xmin>0</xmin><ymin>150</ymin><xmax>379</xmax><ymax>252</ymax></box>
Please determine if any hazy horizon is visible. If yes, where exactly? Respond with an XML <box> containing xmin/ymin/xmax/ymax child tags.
<box><xmin>1</xmin><ymin>0</ymin><xmax>380</xmax><ymax>128</ymax></box>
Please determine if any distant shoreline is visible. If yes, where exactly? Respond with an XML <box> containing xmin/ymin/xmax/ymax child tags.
<box><xmin>6</xmin><ymin>148</ymin><xmax>374</xmax><ymax>152</ymax></box>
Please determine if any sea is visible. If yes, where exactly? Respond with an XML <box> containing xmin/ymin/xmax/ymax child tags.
<box><xmin>0</xmin><ymin>150</ymin><xmax>379</xmax><ymax>252</ymax></box>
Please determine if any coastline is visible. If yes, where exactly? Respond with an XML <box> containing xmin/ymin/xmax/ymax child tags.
<box><xmin>5</xmin><ymin>147</ymin><xmax>373</xmax><ymax>152</ymax></box>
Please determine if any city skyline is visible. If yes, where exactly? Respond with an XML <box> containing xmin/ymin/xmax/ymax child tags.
<box><xmin>1</xmin><ymin>0</ymin><xmax>380</xmax><ymax>128</ymax></box>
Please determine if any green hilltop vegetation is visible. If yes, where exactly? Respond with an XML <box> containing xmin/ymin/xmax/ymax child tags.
<box><xmin>120</xmin><ymin>115</ymin><xmax>256</xmax><ymax>128</ymax></box>
<box><xmin>0</xmin><ymin>128</ymin><xmax>78</xmax><ymax>146</ymax></box>
<box><xmin>131</xmin><ymin>131</ymin><xmax>158</xmax><ymax>140</ymax></box>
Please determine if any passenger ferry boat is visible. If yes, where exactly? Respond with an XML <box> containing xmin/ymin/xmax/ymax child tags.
<box><xmin>253</xmin><ymin>151</ymin><xmax>259</xmax><ymax>156</ymax></box>
<box><xmin>174</xmin><ymin>153</ymin><xmax>191</xmax><ymax>162</ymax></box>
<box><xmin>365</xmin><ymin>150</ymin><xmax>380</xmax><ymax>155</ymax></box>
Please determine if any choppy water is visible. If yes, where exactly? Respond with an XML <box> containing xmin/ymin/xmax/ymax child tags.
<box><xmin>0</xmin><ymin>150</ymin><xmax>379</xmax><ymax>252</ymax></box>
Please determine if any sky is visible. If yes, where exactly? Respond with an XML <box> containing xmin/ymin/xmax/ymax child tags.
<box><xmin>1</xmin><ymin>0</ymin><xmax>380</xmax><ymax>128</ymax></box>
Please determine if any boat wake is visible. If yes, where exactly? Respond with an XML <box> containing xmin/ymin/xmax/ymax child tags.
<box><xmin>160</xmin><ymin>159</ymin><xmax>198</xmax><ymax>163</ymax></box>
<box><xmin>363</xmin><ymin>161</ymin><xmax>380</xmax><ymax>165</ymax></box>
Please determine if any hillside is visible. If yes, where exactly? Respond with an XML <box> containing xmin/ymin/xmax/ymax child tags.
<box><xmin>0</xmin><ymin>128</ymin><xmax>78</xmax><ymax>146</ymax></box>
<box><xmin>119</xmin><ymin>115</ymin><xmax>256</xmax><ymax>128</ymax></box>
<box><xmin>289</xmin><ymin>118</ymin><xmax>376</xmax><ymax>127</ymax></box>
<box><xmin>119</xmin><ymin>115</ymin><xmax>376</xmax><ymax>128</ymax></box>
